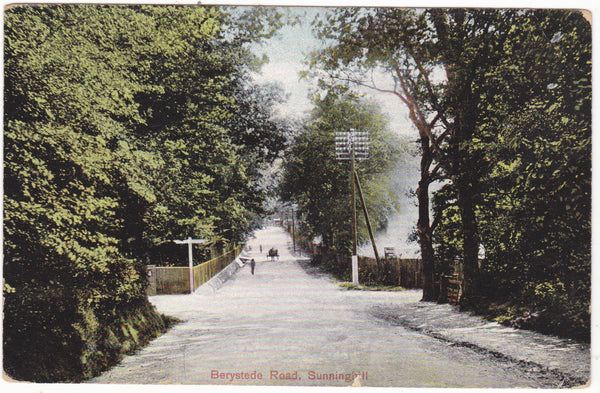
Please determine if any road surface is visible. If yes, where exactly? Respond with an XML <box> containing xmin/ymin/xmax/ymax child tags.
<box><xmin>90</xmin><ymin>226</ymin><xmax>587</xmax><ymax>387</ymax></box>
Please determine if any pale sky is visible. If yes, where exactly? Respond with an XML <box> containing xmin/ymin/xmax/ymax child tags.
<box><xmin>251</xmin><ymin>6</ymin><xmax>416</xmax><ymax>139</ymax></box>
<box><xmin>251</xmin><ymin>7</ymin><xmax>323</xmax><ymax>118</ymax></box>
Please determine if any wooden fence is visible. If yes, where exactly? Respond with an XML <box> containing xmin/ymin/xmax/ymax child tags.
<box><xmin>309</xmin><ymin>245</ymin><xmax>469</xmax><ymax>302</ymax></box>
<box><xmin>440</xmin><ymin>273</ymin><xmax>462</xmax><ymax>304</ymax></box>
<box><xmin>146</xmin><ymin>245</ymin><xmax>243</xmax><ymax>295</ymax></box>
<box><xmin>193</xmin><ymin>246</ymin><xmax>242</xmax><ymax>290</ymax></box>
<box><xmin>360</xmin><ymin>256</ymin><xmax>468</xmax><ymax>302</ymax></box>
<box><xmin>308</xmin><ymin>245</ymin><xmax>424</xmax><ymax>289</ymax></box>
<box><xmin>358</xmin><ymin>256</ymin><xmax>423</xmax><ymax>288</ymax></box>
<box><xmin>149</xmin><ymin>266</ymin><xmax>189</xmax><ymax>294</ymax></box>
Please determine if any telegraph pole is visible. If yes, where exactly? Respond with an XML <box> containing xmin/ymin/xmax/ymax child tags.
<box><xmin>335</xmin><ymin>128</ymin><xmax>374</xmax><ymax>285</ymax></box>
<box><xmin>291</xmin><ymin>205</ymin><xmax>296</xmax><ymax>253</ymax></box>
<box><xmin>354</xmin><ymin>170</ymin><xmax>381</xmax><ymax>266</ymax></box>
<box><xmin>351</xmin><ymin>148</ymin><xmax>358</xmax><ymax>284</ymax></box>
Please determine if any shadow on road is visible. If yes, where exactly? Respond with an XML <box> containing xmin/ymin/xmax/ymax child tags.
<box><xmin>294</xmin><ymin>254</ymin><xmax>332</xmax><ymax>280</ymax></box>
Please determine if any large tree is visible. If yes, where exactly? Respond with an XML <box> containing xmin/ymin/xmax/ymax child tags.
<box><xmin>463</xmin><ymin>9</ymin><xmax>591</xmax><ymax>338</ymax></box>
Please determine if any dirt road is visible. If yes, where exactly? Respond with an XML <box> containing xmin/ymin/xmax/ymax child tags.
<box><xmin>90</xmin><ymin>226</ymin><xmax>588</xmax><ymax>387</ymax></box>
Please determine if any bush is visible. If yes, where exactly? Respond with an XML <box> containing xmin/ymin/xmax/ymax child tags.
<box><xmin>3</xmin><ymin>292</ymin><xmax>176</xmax><ymax>382</ymax></box>
<box><xmin>476</xmin><ymin>279</ymin><xmax>590</xmax><ymax>343</ymax></box>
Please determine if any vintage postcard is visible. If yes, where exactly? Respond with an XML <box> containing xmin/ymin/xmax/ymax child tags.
<box><xmin>2</xmin><ymin>0</ymin><xmax>594</xmax><ymax>391</ymax></box>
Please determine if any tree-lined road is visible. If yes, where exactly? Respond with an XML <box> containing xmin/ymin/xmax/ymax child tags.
<box><xmin>90</xmin><ymin>227</ymin><xmax>577</xmax><ymax>387</ymax></box>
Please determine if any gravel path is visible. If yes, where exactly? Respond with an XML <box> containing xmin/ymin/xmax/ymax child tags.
<box><xmin>89</xmin><ymin>226</ymin><xmax>591</xmax><ymax>388</ymax></box>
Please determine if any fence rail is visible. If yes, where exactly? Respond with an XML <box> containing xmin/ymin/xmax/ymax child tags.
<box><xmin>308</xmin><ymin>245</ymin><xmax>424</xmax><ymax>289</ymax></box>
<box><xmin>147</xmin><ymin>245</ymin><xmax>243</xmax><ymax>295</ymax></box>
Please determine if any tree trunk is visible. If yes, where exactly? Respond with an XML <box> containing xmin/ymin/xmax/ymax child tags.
<box><xmin>418</xmin><ymin>134</ymin><xmax>437</xmax><ymax>301</ymax></box>
<box><xmin>452</xmin><ymin>84</ymin><xmax>481</xmax><ymax>306</ymax></box>
<box><xmin>418</xmin><ymin>179</ymin><xmax>436</xmax><ymax>301</ymax></box>
<box><xmin>456</xmin><ymin>176</ymin><xmax>480</xmax><ymax>305</ymax></box>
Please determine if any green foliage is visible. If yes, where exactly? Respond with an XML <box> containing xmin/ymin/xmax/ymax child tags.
<box><xmin>280</xmin><ymin>90</ymin><xmax>404</xmax><ymax>255</ymax></box>
<box><xmin>312</xmin><ymin>252</ymin><xmax>352</xmax><ymax>282</ymax></box>
<box><xmin>339</xmin><ymin>282</ymin><xmax>406</xmax><ymax>292</ymax></box>
<box><xmin>429</xmin><ymin>9</ymin><xmax>591</xmax><ymax>340</ymax></box>
<box><xmin>431</xmin><ymin>184</ymin><xmax>462</xmax><ymax>275</ymax></box>
<box><xmin>309</xmin><ymin>7</ymin><xmax>455</xmax><ymax>301</ymax></box>
<box><xmin>3</xmin><ymin>295</ymin><xmax>176</xmax><ymax>382</ymax></box>
<box><xmin>4</xmin><ymin>4</ymin><xmax>286</xmax><ymax>381</ymax></box>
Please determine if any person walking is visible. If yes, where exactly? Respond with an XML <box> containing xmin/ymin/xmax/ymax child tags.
<box><xmin>250</xmin><ymin>259</ymin><xmax>256</xmax><ymax>275</ymax></box>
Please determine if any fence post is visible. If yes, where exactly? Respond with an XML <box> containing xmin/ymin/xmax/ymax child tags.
<box><xmin>146</xmin><ymin>265</ymin><xmax>157</xmax><ymax>295</ymax></box>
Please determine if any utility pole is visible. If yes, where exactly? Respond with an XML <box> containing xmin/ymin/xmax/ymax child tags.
<box><xmin>174</xmin><ymin>237</ymin><xmax>208</xmax><ymax>294</ymax></box>
<box><xmin>335</xmin><ymin>128</ymin><xmax>373</xmax><ymax>285</ymax></box>
<box><xmin>291</xmin><ymin>205</ymin><xmax>297</xmax><ymax>254</ymax></box>
<box><xmin>351</xmin><ymin>150</ymin><xmax>358</xmax><ymax>284</ymax></box>
<box><xmin>354</xmin><ymin>170</ymin><xmax>381</xmax><ymax>266</ymax></box>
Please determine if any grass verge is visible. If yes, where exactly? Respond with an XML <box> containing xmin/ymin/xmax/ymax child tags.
<box><xmin>339</xmin><ymin>282</ymin><xmax>407</xmax><ymax>291</ymax></box>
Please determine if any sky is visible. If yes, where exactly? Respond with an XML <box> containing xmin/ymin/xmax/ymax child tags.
<box><xmin>251</xmin><ymin>6</ymin><xmax>416</xmax><ymax>138</ymax></box>
<box><xmin>251</xmin><ymin>7</ymin><xmax>320</xmax><ymax>119</ymax></box>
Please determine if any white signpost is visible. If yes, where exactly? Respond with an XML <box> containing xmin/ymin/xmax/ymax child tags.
<box><xmin>174</xmin><ymin>237</ymin><xmax>208</xmax><ymax>294</ymax></box>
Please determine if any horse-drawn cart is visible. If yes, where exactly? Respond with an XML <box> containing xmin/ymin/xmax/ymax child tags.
<box><xmin>267</xmin><ymin>248</ymin><xmax>279</xmax><ymax>261</ymax></box>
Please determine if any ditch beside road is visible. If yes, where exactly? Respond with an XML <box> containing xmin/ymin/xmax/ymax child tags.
<box><xmin>90</xmin><ymin>226</ymin><xmax>591</xmax><ymax>387</ymax></box>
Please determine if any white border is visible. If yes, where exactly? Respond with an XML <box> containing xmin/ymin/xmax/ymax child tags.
<box><xmin>1</xmin><ymin>2</ymin><xmax>597</xmax><ymax>393</ymax></box>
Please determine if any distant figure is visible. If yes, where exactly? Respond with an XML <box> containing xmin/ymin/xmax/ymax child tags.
<box><xmin>250</xmin><ymin>259</ymin><xmax>256</xmax><ymax>275</ymax></box>
<box><xmin>260</xmin><ymin>245</ymin><xmax>263</xmax><ymax>253</ymax></box>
